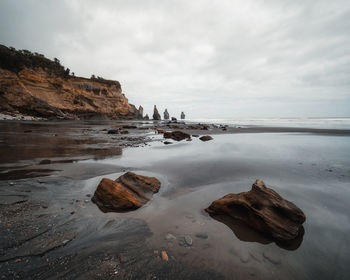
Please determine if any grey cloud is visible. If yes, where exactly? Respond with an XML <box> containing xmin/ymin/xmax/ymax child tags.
<box><xmin>0</xmin><ymin>0</ymin><xmax>349</xmax><ymax>118</ymax></box>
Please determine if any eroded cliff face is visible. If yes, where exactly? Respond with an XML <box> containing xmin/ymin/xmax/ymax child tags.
<box><xmin>0</xmin><ymin>67</ymin><xmax>140</xmax><ymax>120</ymax></box>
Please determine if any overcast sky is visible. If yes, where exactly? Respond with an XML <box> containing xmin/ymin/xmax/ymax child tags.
<box><xmin>1</xmin><ymin>0</ymin><xmax>350</xmax><ymax>118</ymax></box>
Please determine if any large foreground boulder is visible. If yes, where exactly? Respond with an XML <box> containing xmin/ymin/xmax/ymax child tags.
<box><xmin>205</xmin><ymin>180</ymin><xmax>306</xmax><ymax>242</ymax></box>
<box><xmin>163</xmin><ymin>131</ymin><xmax>191</xmax><ymax>141</ymax></box>
<box><xmin>92</xmin><ymin>172</ymin><xmax>161</xmax><ymax>212</ymax></box>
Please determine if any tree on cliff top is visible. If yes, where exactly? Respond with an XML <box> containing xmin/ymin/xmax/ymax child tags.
<box><xmin>0</xmin><ymin>44</ymin><xmax>70</xmax><ymax>78</ymax></box>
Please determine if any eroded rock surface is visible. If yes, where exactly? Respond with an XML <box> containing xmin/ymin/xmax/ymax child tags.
<box><xmin>205</xmin><ymin>180</ymin><xmax>306</xmax><ymax>242</ymax></box>
<box><xmin>92</xmin><ymin>172</ymin><xmax>161</xmax><ymax>212</ymax></box>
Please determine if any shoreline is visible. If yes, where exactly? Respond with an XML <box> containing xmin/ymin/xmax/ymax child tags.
<box><xmin>0</xmin><ymin>120</ymin><xmax>349</xmax><ymax>279</ymax></box>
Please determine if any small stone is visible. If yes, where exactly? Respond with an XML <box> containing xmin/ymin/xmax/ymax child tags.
<box><xmin>86</xmin><ymin>194</ymin><xmax>91</xmax><ymax>197</ymax></box>
<box><xmin>164</xmin><ymin>141</ymin><xmax>173</xmax><ymax>145</ymax></box>
<box><xmin>62</xmin><ymin>240</ymin><xmax>70</xmax><ymax>245</ymax></box>
<box><xmin>70</xmin><ymin>211</ymin><xmax>75</xmax><ymax>215</ymax></box>
<box><xmin>195</xmin><ymin>233</ymin><xmax>208</xmax><ymax>239</ymax></box>
<box><xmin>165</xmin><ymin>233</ymin><xmax>177</xmax><ymax>241</ymax></box>
<box><xmin>199</xmin><ymin>135</ymin><xmax>213</xmax><ymax>142</ymax></box>
<box><xmin>9</xmin><ymin>182</ymin><xmax>14</xmax><ymax>186</ymax></box>
<box><xmin>161</xmin><ymin>251</ymin><xmax>169</xmax><ymax>261</ymax></box>
<box><xmin>184</xmin><ymin>236</ymin><xmax>193</xmax><ymax>246</ymax></box>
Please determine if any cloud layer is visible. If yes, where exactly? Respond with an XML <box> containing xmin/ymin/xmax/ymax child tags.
<box><xmin>1</xmin><ymin>0</ymin><xmax>350</xmax><ymax>118</ymax></box>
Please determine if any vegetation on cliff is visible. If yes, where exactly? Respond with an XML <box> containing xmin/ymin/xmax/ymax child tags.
<box><xmin>0</xmin><ymin>44</ymin><xmax>140</xmax><ymax>120</ymax></box>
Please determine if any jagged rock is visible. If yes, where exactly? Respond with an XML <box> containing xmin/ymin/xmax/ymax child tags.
<box><xmin>164</xmin><ymin>131</ymin><xmax>191</xmax><ymax>141</ymax></box>
<box><xmin>199</xmin><ymin>136</ymin><xmax>213</xmax><ymax>141</ymax></box>
<box><xmin>144</xmin><ymin>114</ymin><xmax>149</xmax><ymax>120</ymax></box>
<box><xmin>164</xmin><ymin>109</ymin><xmax>169</xmax><ymax>120</ymax></box>
<box><xmin>138</xmin><ymin>105</ymin><xmax>143</xmax><ymax>119</ymax></box>
<box><xmin>181</xmin><ymin>112</ymin><xmax>185</xmax><ymax>119</ymax></box>
<box><xmin>153</xmin><ymin>105</ymin><xmax>161</xmax><ymax>120</ymax></box>
<box><xmin>205</xmin><ymin>180</ymin><xmax>306</xmax><ymax>242</ymax></box>
<box><xmin>92</xmin><ymin>172</ymin><xmax>161</xmax><ymax>212</ymax></box>
<box><xmin>171</xmin><ymin>117</ymin><xmax>177</xmax><ymax>121</ymax></box>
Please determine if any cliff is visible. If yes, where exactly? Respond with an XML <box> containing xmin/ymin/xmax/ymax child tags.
<box><xmin>0</xmin><ymin>45</ymin><xmax>141</xmax><ymax>120</ymax></box>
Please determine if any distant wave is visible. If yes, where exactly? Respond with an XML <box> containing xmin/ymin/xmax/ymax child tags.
<box><xmin>187</xmin><ymin>118</ymin><xmax>350</xmax><ymax>129</ymax></box>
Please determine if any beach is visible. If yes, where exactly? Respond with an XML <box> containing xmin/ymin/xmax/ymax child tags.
<box><xmin>1</xmin><ymin>119</ymin><xmax>350</xmax><ymax>279</ymax></box>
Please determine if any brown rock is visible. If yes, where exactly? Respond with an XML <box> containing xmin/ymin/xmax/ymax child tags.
<box><xmin>92</xmin><ymin>172</ymin><xmax>161</xmax><ymax>212</ymax></box>
<box><xmin>161</xmin><ymin>251</ymin><xmax>169</xmax><ymax>261</ymax></box>
<box><xmin>205</xmin><ymin>180</ymin><xmax>306</xmax><ymax>242</ymax></box>
<box><xmin>199</xmin><ymin>135</ymin><xmax>213</xmax><ymax>141</ymax></box>
<box><xmin>164</xmin><ymin>131</ymin><xmax>191</xmax><ymax>141</ymax></box>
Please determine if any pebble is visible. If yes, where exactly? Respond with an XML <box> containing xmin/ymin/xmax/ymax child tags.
<box><xmin>165</xmin><ymin>233</ymin><xmax>177</xmax><ymax>241</ymax></box>
<box><xmin>161</xmin><ymin>251</ymin><xmax>169</xmax><ymax>261</ymax></box>
<box><xmin>184</xmin><ymin>236</ymin><xmax>193</xmax><ymax>246</ymax></box>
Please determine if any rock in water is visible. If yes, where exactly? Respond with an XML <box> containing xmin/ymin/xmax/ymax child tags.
<box><xmin>164</xmin><ymin>131</ymin><xmax>191</xmax><ymax>141</ymax></box>
<box><xmin>138</xmin><ymin>105</ymin><xmax>143</xmax><ymax>119</ymax></box>
<box><xmin>205</xmin><ymin>180</ymin><xmax>306</xmax><ymax>242</ymax></box>
<box><xmin>171</xmin><ymin>117</ymin><xmax>177</xmax><ymax>121</ymax></box>
<box><xmin>144</xmin><ymin>114</ymin><xmax>150</xmax><ymax>120</ymax></box>
<box><xmin>164</xmin><ymin>109</ymin><xmax>170</xmax><ymax>120</ymax></box>
<box><xmin>181</xmin><ymin>112</ymin><xmax>185</xmax><ymax>119</ymax></box>
<box><xmin>199</xmin><ymin>136</ymin><xmax>213</xmax><ymax>141</ymax></box>
<box><xmin>153</xmin><ymin>105</ymin><xmax>161</xmax><ymax>120</ymax></box>
<box><xmin>92</xmin><ymin>172</ymin><xmax>161</xmax><ymax>212</ymax></box>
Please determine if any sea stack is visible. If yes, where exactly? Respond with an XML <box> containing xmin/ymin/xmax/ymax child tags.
<box><xmin>181</xmin><ymin>112</ymin><xmax>185</xmax><ymax>119</ymax></box>
<box><xmin>144</xmin><ymin>114</ymin><xmax>149</xmax><ymax>120</ymax></box>
<box><xmin>153</xmin><ymin>105</ymin><xmax>161</xmax><ymax>120</ymax></box>
<box><xmin>164</xmin><ymin>109</ymin><xmax>169</xmax><ymax>120</ymax></box>
<box><xmin>138</xmin><ymin>105</ymin><xmax>143</xmax><ymax>119</ymax></box>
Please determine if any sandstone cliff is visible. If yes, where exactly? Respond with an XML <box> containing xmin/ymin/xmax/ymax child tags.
<box><xmin>0</xmin><ymin>45</ymin><xmax>141</xmax><ymax>120</ymax></box>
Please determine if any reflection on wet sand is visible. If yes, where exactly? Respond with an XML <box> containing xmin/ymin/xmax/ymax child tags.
<box><xmin>208</xmin><ymin>214</ymin><xmax>305</xmax><ymax>251</ymax></box>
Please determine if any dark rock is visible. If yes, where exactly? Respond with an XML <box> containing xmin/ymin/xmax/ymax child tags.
<box><xmin>164</xmin><ymin>109</ymin><xmax>169</xmax><ymax>120</ymax></box>
<box><xmin>192</xmin><ymin>134</ymin><xmax>199</xmax><ymax>137</ymax></box>
<box><xmin>164</xmin><ymin>131</ymin><xmax>191</xmax><ymax>141</ymax></box>
<box><xmin>39</xmin><ymin>159</ymin><xmax>52</xmax><ymax>165</ymax></box>
<box><xmin>122</xmin><ymin>125</ymin><xmax>137</xmax><ymax>129</ymax></box>
<box><xmin>92</xmin><ymin>172</ymin><xmax>161</xmax><ymax>212</ymax></box>
<box><xmin>138</xmin><ymin>105</ymin><xmax>143</xmax><ymax>119</ymax></box>
<box><xmin>164</xmin><ymin>141</ymin><xmax>173</xmax><ymax>145</ymax></box>
<box><xmin>144</xmin><ymin>114</ymin><xmax>149</xmax><ymax>120</ymax></box>
<box><xmin>181</xmin><ymin>112</ymin><xmax>185</xmax><ymax>119</ymax></box>
<box><xmin>171</xmin><ymin>117</ymin><xmax>177</xmax><ymax>121</ymax></box>
<box><xmin>107</xmin><ymin>129</ymin><xmax>119</xmax><ymax>134</ymax></box>
<box><xmin>120</xmin><ymin>130</ymin><xmax>129</xmax><ymax>134</ymax></box>
<box><xmin>205</xmin><ymin>180</ymin><xmax>306</xmax><ymax>242</ymax></box>
<box><xmin>153</xmin><ymin>105</ymin><xmax>161</xmax><ymax>120</ymax></box>
<box><xmin>199</xmin><ymin>136</ymin><xmax>213</xmax><ymax>141</ymax></box>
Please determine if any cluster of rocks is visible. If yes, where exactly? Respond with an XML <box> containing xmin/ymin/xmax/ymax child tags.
<box><xmin>150</xmin><ymin>105</ymin><xmax>186</xmax><ymax>121</ymax></box>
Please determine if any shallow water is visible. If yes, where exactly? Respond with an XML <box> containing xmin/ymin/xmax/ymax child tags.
<box><xmin>81</xmin><ymin>133</ymin><xmax>350</xmax><ymax>279</ymax></box>
<box><xmin>1</xmin><ymin>121</ymin><xmax>350</xmax><ymax>279</ymax></box>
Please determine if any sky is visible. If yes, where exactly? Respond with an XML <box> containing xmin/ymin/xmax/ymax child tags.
<box><xmin>1</xmin><ymin>0</ymin><xmax>350</xmax><ymax>118</ymax></box>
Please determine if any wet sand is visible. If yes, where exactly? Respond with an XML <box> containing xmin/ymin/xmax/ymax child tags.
<box><xmin>0</xmin><ymin>120</ymin><xmax>350</xmax><ymax>279</ymax></box>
